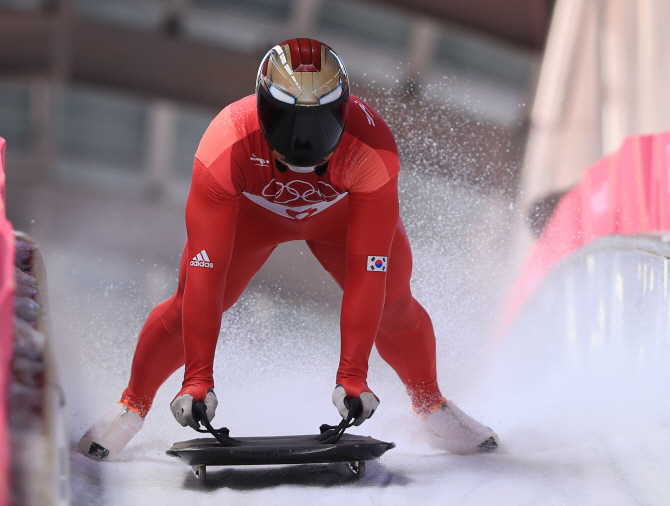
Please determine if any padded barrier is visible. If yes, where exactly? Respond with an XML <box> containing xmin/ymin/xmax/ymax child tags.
<box><xmin>0</xmin><ymin>137</ymin><xmax>13</xmax><ymax>506</ymax></box>
<box><xmin>507</xmin><ymin>132</ymin><xmax>670</xmax><ymax>326</ymax></box>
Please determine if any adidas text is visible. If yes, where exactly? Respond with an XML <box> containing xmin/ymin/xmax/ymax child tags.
<box><xmin>190</xmin><ymin>260</ymin><xmax>213</xmax><ymax>268</ymax></box>
<box><xmin>191</xmin><ymin>249</ymin><xmax>214</xmax><ymax>268</ymax></box>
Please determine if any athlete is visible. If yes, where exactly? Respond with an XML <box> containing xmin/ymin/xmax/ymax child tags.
<box><xmin>78</xmin><ymin>38</ymin><xmax>499</xmax><ymax>459</ymax></box>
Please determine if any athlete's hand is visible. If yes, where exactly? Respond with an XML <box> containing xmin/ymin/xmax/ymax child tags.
<box><xmin>332</xmin><ymin>384</ymin><xmax>379</xmax><ymax>426</ymax></box>
<box><xmin>170</xmin><ymin>388</ymin><xmax>218</xmax><ymax>430</ymax></box>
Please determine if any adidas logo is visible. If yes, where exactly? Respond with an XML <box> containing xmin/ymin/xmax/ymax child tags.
<box><xmin>190</xmin><ymin>249</ymin><xmax>214</xmax><ymax>268</ymax></box>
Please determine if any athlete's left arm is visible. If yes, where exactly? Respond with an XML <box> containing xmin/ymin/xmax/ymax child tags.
<box><xmin>336</xmin><ymin>177</ymin><xmax>400</xmax><ymax>399</ymax></box>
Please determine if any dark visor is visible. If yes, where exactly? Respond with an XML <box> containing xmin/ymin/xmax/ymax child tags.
<box><xmin>257</xmin><ymin>86</ymin><xmax>350</xmax><ymax>167</ymax></box>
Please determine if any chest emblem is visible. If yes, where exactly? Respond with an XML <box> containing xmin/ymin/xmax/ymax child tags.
<box><xmin>262</xmin><ymin>179</ymin><xmax>340</xmax><ymax>204</ymax></box>
<box><xmin>243</xmin><ymin>177</ymin><xmax>347</xmax><ymax>220</ymax></box>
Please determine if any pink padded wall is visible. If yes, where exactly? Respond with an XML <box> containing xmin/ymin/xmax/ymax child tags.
<box><xmin>507</xmin><ymin>132</ymin><xmax>670</xmax><ymax>326</ymax></box>
<box><xmin>0</xmin><ymin>136</ymin><xmax>13</xmax><ymax>506</ymax></box>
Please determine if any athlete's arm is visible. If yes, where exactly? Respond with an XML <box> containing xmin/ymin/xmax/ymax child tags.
<box><xmin>336</xmin><ymin>177</ymin><xmax>400</xmax><ymax>398</ymax></box>
<box><xmin>176</xmin><ymin>159</ymin><xmax>240</xmax><ymax>402</ymax></box>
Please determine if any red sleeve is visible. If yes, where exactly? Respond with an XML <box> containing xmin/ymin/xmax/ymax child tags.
<box><xmin>336</xmin><ymin>177</ymin><xmax>400</xmax><ymax>398</ymax></box>
<box><xmin>177</xmin><ymin>159</ymin><xmax>240</xmax><ymax>402</ymax></box>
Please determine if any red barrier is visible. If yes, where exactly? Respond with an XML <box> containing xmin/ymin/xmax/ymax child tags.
<box><xmin>0</xmin><ymin>136</ymin><xmax>13</xmax><ymax>506</ymax></box>
<box><xmin>507</xmin><ymin>132</ymin><xmax>670</xmax><ymax>326</ymax></box>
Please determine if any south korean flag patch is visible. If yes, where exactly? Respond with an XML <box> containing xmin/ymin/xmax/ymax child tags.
<box><xmin>367</xmin><ymin>256</ymin><xmax>388</xmax><ymax>272</ymax></box>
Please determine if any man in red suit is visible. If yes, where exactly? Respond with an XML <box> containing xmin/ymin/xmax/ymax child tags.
<box><xmin>79</xmin><ymin>39</ymin><xmax>498</xmax><ymax>460</ymax></box>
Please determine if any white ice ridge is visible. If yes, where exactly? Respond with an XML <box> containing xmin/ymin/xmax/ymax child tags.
<box><xmin>473</xmin><ymin>233</ymin><xmax>670</xmax><ymax>505</ymax></box>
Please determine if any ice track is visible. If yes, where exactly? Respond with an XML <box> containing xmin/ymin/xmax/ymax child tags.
<box><xmin>34</xmin><ymin>180</ymin><xmax>670</xmax><ymax>505</ymax></box>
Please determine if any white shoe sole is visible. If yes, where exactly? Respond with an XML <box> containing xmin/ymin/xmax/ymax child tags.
<box><xmin>423</xmin><ymin>400</ymin><xmax>499</xmax><ymax>455</ymax></box>
<box><xmin>78</xmin><ymin>402</ymin><xmax>144</xmax><ymax>461</ymax></box>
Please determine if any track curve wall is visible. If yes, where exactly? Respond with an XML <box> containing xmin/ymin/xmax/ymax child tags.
<box><xmin>476</xmin><ymin>234</ymin><xmax>670</xmax><ymax>503</ymax></box>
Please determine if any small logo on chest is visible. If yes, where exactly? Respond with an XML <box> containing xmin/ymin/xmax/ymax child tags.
<box><xmin>250</xmin><ymin>154</ymin><xmax>270</xmax><ymax>167</ymax></box>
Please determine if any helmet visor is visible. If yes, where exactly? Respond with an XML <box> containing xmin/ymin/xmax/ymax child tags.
<box><xmin>257</xmin><ymin>85</ymin><xmax>349</xmax><ymax>167</ymax></box>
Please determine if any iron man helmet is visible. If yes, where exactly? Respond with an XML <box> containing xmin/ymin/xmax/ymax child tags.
<box><xmin>256</xmin><ymin>38</ymin><xmax>350</xmax><ymax>167</ymax></box>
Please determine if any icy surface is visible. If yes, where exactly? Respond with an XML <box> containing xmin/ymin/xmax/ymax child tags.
<box><xmin>21</xmin><ymin>169</ymin><xmax>670</xmax><ymax>504</ymax></box>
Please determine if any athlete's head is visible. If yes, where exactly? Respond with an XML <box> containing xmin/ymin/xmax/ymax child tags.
<box><xmin>256</xmin><ymin>38</ymin><xmax>350</xmax><ymax>168</ymax></box>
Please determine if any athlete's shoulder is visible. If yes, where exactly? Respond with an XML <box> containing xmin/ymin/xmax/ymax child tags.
<box><xmin>195</xmin><ymin>95</ymin><xmax>259</xmax><ymax>167</ymax></box>
<box><xmin>328</xmin><ymin>95</ymin><xmax>399</xmax><ymax>193</ymax></box>
<box><xmin>193</xmin><ymin>95</ymin><xmax>261</xmax><ymax>195</ymax></box>
<box><xmin>346</xmin><ymin>95</ymin><xmax>397</xmax><ymax>155</ymax></box>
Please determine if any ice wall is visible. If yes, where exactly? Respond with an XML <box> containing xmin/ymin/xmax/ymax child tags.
<box><xmin>475</xmin><ymin>234</ymin><xmax>670</xmax><ymax>504</ymax></box>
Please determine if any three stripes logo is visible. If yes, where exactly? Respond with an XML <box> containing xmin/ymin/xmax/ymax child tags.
<box><xmin>190</xmin><ymin>249</ymin><xmax>214</xmax><ymax>268</ymax></box>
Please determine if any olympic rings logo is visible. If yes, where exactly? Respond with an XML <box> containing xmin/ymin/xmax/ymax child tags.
<box><xmin>262</xmin><ymin>179</ymin><xmax>341</xmax><ymax>204</ymax></box>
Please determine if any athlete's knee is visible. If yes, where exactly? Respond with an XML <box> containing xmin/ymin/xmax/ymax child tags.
<box><xmin>147</xmin><ymin>294</ymin><xmax>183</xmax><ymax>337</ymax></box>
<box><xmin>380</xmin><ymin>292</ymin><xmax>423</xmax><ymax>333</ymax></box>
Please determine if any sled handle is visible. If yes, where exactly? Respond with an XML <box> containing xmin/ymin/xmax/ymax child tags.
<box><xmin>192</xmin><ymin>401</ymin><xmax>238</xmax><ymax>447</ymax></box>
<box><xmin>316</xmin><ymin>397</ymin><xmax>362</xmax><ymax>444</ymax></box>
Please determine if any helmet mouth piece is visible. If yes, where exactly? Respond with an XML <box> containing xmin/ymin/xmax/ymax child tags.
<box><xmin>257</xmin><ymin>84</ymin><xmax>350</xmax><ymax>167</ymax></box>
<box><xmin>275</xmin><ymin>159</ymin><xmax>329</xmax><ymax>176</ymax></box>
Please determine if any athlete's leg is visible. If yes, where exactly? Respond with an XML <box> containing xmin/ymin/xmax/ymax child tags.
<box><xmin>79</xmin><ymin>250</ymin><xmax>190</xmax><ymax>459</ymax></box>
<box><xmin>372</xmin><ymin>221</ymin><xmax>443</xmax><ymax>414</ymax></box>
<box><xmin>306</xmin><ymin>218</ymin><xmax>442</xmax><ymax>414</ymax></box>
<box><xmin>121</xmin><ymin>198</ymin><xmax>293</xmax><ymax>416</ymax></box>
<box><xmin>120</xmin><ymin>244</ymin><xmax>190</xmax><ymax>417</ymax></box>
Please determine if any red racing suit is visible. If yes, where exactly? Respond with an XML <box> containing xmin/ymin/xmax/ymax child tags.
<box><xmin>121</xmin><ymin>95</ymin><xmax>443</xmax><ymax>416</ymax></box>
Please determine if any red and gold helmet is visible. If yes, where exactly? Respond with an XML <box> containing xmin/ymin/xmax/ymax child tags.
<box><xmin>256</xmin><ymin>38</ymin><xmax>350</xmax><ymax>167</ymax></box>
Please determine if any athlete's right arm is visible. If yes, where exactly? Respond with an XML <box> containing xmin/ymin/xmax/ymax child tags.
<box><xmin>175</xmin><ymin>159</ymin><xmax>240</xmax><ymax>404</ymax></box>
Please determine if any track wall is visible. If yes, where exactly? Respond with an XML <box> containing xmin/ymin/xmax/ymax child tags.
<box><xmin>0</xmin><ymin>137</ymin><xmax>14</xmax><ymax>506</ymax></box>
